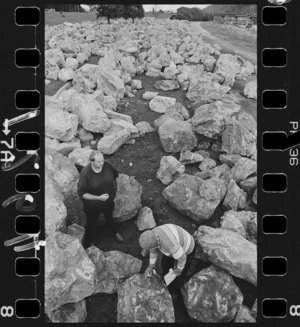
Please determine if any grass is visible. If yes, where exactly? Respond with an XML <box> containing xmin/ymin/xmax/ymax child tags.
<box><xmin>200</xmin><ymin>21</ymin><xmax>257</xmax><ymax>52</ymax></box>
<box><xmin>45</xmin><ymin>11</ymin><xmax>97</xmax><ymax>26</ymax></box>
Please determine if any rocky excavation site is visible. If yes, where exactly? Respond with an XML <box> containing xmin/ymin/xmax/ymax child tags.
<box><xmin>45</xmin><ymin>17</ymin><xmax>257</xmax><ymax>323</ymax></box>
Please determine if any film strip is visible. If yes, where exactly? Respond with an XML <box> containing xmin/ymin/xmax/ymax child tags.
<box><xmin>0</xmin><ymin>0</ymin><xmax>299</xmax><ymax>325</ymax></box>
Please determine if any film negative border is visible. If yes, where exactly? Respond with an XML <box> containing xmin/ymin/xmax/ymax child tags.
<box><xmin>0</xmin><ymin>3</ymin><xmax>44</xmax><ymax>323</ymax></box>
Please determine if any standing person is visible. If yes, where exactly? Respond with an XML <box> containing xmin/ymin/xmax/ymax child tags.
<box><xmin>139</xmin><ymin>224</ymin><xmax>195</xmax><ymax>299</ymax></box>
<box><xmin>77</xmin><ymin>150</ymin><xmax>124</xmax><ymax>248</ymax></box>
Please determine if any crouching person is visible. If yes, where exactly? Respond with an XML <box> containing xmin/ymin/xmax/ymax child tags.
<box><xmin>139</xmin><ymin>224</ymin><xmax>195</xmax><ymax>299</ymax></box>
<box><xmin>77</xmin><ymin>150</ymin><xmax>124</xmax><ymax>248</ymax></box>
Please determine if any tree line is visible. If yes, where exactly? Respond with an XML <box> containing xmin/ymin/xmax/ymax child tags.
<box><xmin>88</xmin><ymin>5</ymin><xmax>145</xmax><ymax>24</ymax></box>
<box><xmin>45</xmin><ymin>5</ymin><xmax>85</xmax><ymax>12</ymax></box>
<box><xmin>174</xmin><ymin>7</ymin><xmax>213</xmax><ymax>21</ymax></box>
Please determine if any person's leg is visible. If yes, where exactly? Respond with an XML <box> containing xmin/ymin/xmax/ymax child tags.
<box><xmin>101</xmin><ymin>200</ymin><xmax>124</xmax><ymax>241</ymax></box>
<box><xmin>83</xmin><ymin>207</ymin><xmax>98</xmax><ymax>248</ymax></box>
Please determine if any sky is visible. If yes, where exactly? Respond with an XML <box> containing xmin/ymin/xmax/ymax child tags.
<box><xmin>143</xmin><ymin>5</ymin><xmax>210</xmax><ymax>12</ymax></box>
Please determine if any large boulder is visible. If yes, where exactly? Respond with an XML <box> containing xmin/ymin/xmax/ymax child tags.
<box><xmin>45</xmin><ymin>48</ymin><xmax>66</xmax><ymax>68</ymax></box>
<box><xmin>45</xmin><ymin>232</ymin><xmax>96</xmax><ymax>313</ymax></box>
<box><xmin>149</xmin><ymin>96</ymin><xmax>176</xmax><ymax>114</ymax></box>
<box><xmin>142</xmin><ymin>91</ymin><xmax>158</xmax><ymax>100</ymax></box>
<box><xmin>195</xmin><ymin>226</ymin><xmax>257</xmax><ymax>286</ymax></box>
<box><xmin>186</xmin><ymin>72</ymin><xmax>231</xmax><ymax>104</ymax></box>
<box><xmin>97</xmin><ymin>66</ymin><xmax>125</xmax><ymax>101</ymax></box>
<box><xmin>45</xmin><ymin>147</ymin><xmax>79</xmax><ymax>196</ymax></box>
<box><xmin>135</xmin><ymin>121</ymin><xmax>155</xmax><ymax>137</ymax></box>
<box><xmin>97</xmin><ymin>129</ymin><xmax>131</xmax><ymax>155</ymax></box>
<box><xmin>65</xmin><ymin>57</ymin><xmax>79</xmax><ymax>71</ymax></box>
<box><xmin>120</xmin><ymin>57</ymin><xmax>136</xmax><ymax>75</ymax></box>
<box><xmin>179</xmin><ymin>150</ymin><xmax>204</xmax><ymax>164</ymax></box>
<box><xmin>191</xmin><ymin>100</ymin><xmax>240</xmax><ymax>139</ymax></box>
<box><xmin>86</xmin><ymin>246</ymin><xmax>142</xmax><ymax>294</ymax></box>
<box><xmin>158</xmin><ymin>120</ymin><xmax>197</xmax><ymax>153</ymax></box>
<box><xmin>113</xmin><ymin>174</ymin><xmax>143</xmax><ymax>222</ymax></box>
<box><xmin>45</xmin><ymin>174</ymin><xmax>67</xmax><ymax>237</ymax></box>
<box><xmin>46</xmin><ymin>103</ymin><xmax>78</xmax><ymax>142</ymax></box>
<box><xmin>76</xmin><ymin>126</ymin><xmax>94</xmax><ymax>143</ymax></box>
<box><xmin>239</xmin><ymin>176</ymin><xmax>257</xmax><ymax>194</ymax></box>
<box><xmin>222</xmin><ymin>179</ymin><xmax>247</xmax><ymax>211</ymax></box>
<box><xmin>214</xmin><ymin>54</ymin><xmax>242</xmax><ymax>87</ymax></box>
<box><xmin>153</xmin><ymin>113</ymin><xmax>184</xmax><ymax>130</ymax></box>
<box><xmin>117</xmin><ymin>274</ymin><xmax>175</xmax><ymax>323</ymax></box>
<box><xmin>47</xmin><ymin>300</ymin><xmax>87</xmax><ymax>323</ymax></box>
<box><xmin>58</xmin><ymin>68</ymin><xmax>75</xmax><ymax>82</ymax></box>
<box><xmin>221</xmin><ymin>210</ymin><xmax>257</xmax><ymax>244</ymax></box>
<box><xmin>162</xmin><ymin>175</ymin><xmax>226</xmax><ymax>223</ymax></box>
<box><xmin>227</xmin><ymin>157</ymin><xmax>257</xmax><ymax>184</ymax></box>
<box><xmin>165</xmin><ymin>102</ymin><xmax>189</xmax><ymax>120</ymax></box>
<box><xmin>156</xmin><ymin>156</ymin><xmax>185</xmax><ymax>185</ymax></box>
<box><xmin>182</xmin><ymin>265</ymin><xmax>243</xmax><ymax>322</ymax></box>
<box><xmin>219</xmin><ymin>153</ymin><xmax>242</xmax><ymax>168</ymax></box>
<box><xmin>66</xmin><ymin>224</ymin><xmax>85</xmax><ymax>243</ymax></box>
<box><xmin>222</xmin><ymin>111</ymin><xmax>257</xmax><ymax>158</ymax></box>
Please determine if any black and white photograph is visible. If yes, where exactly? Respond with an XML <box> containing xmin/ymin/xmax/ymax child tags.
<box><xmin>45</xmin><ymin>3</ymin><xmax>257</xmax><ymax>323</ymax></box>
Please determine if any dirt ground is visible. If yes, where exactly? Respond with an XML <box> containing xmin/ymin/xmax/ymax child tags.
<box><xmin>46</xmin><ymin>54</ymin><xmax>257</xmax><ymax>322</ymax></box>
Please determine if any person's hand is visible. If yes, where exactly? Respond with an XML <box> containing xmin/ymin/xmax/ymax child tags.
<box><xmin>98</xmin><ymin>194</ymin><xmax>109</xmax><ymax>201</ymax></box>
<box><xmin>173</xmin><ymin>267</ymin><xmax>183</xmax><ymax>277</ymax></box>
<box><xmin>145</xmin><ymin>266</ymin><xmax>154</xmax><ymax>277</ymax></box>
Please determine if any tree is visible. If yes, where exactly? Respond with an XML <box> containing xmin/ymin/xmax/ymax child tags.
<box><xmin>121</xmin><ymin>5</ymin><xmax>144</xmax><ymax>23</ymax></box>
<box><xmin>176</xmin><ymin>7</ymin><xmax>193</xmax><ymax>21</ymax></box>
<box><xmin>96</xmin><ymin>5</ymin><xmax>121</xmax><ymax>24</ymax></box>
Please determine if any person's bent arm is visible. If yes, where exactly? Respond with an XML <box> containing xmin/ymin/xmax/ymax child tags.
<box><xmin>83</xmin><ymin>193</ymin><xmax>107</xmax><ymax>201</ymax></box>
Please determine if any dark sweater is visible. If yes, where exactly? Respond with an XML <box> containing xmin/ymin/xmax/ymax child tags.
<box><xmin>77</xmin><ymin>161</ymin><xmax>119</xmax><ymax>209</ymax></box>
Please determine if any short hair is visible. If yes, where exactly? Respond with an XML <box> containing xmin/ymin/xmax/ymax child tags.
<box><xmin>89</xmin><ymin>150</ymin><xmax>103</xmax><ymax>162</ymax></box>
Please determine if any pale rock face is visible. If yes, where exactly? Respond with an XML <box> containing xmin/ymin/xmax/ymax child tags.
<box><xmin>131</xmin><ymin>79</ymin><xmax>142</xmax><ymax>90</ymax></box>
<box><xmin>97</xmin><ymin>66</ymin><xmax>125</xmax><ymax>101</ymax></box>
<box><xmin>117</xmin><ymin>274</ymin><xmax>175</xmax><ymax>323</ymax></box>
<box><xmin>149</xmin><ymin>96</ymin><xmax>177</xmax><ymax>114</ymax></box>
<box><xmin>222</xmin><ymin>111</ymin><xmax>257</xmax><ymax>158</ymax></box>
<box><xmin>120</xmin><ymin>56</ymin><xmax>137</xmax><ymax>75</ymax></box>
<box><xmin>227</xmin><ymin>157</ymin><xmax>257</xmax><ymax>184</ymax></box>
<box><xmin>47</xmin><ymin>300</ymin><xmax>87</xmax><ymax>323</ymax></box>
<box><xmin>165</xmin><ymin>102</ymin><xmax>189</xmax><ymax>120</ymax></box>
<box><xmin>102</xmin><ymin>95</ymin><xmax>118</xmax><ymax>111</ymax></box>
<box><xmin>113</xmin><ymin>174</ymin><xmax>143</xmax><ymax>222</ymax></box>
<box><xmin>146</xmin><ymin>67</ymin><xmax>161</xmax><ymax>77</ymax></box>
<box><xmin>214</xmin><ymin>54</ymin><xmax>242</xmax><ymax>87</ymax></box>
<box><xmin>137</xmin><ymin>207</ymin><xmax>156</xmax><ymax>231</ymax></box>
<box><xmin>182</xmin><ymin>265</ymin><xmax>243</xmax><ymax>323</ymax></box>
<box><xmin>45</xmin><ymin>48</ymin><xmax>66</xmax><ymax>68</ymax></box>
<box><xmin>154</xmin><ymin>80</ymin><xmax>180</xmax><ymax>91</ymax></box>
<box><xmin>219</xmin><ymin>154</ymin><xmax>242</xmax><ymax>168</ymax></box>
<box><xmin>97</xmin><ymin>129</ymin><xmax>131</xmax><ymax>155</ymax></box>
<box><xmin>179</xmin><ymin>150</ymin><xmax>204</xmax><ymax>164</ymax></box>
<box><xmin>58</xmin><ymin>68</ymin><xmax>75</xmax><ymax>82</ymax></box>
<box><xmin>86</xmin><ymin>247</ymin><xmax>142</xmax><ymax>294</ymax></box>
<box><xmin>76</xmin><ymin>125</ymin><xmax>94</xmax><ymax>143</ymax></box>
<box><xmin>135</xmin><ymin>121</ymin><xmax>155</xmax><ymax>137</ymax></box>
<box><xmin>65</xmin><ymin>57</ymin><xmax>79</xmax><ymax>70</ymax></box>
<box><xmin>234</xmin><ymin>305</ymin><xmax>256</xmax><ymax>323</ymax></box>
<box><xmin>142</xmin><ymin>91</ymin><xmax>159</xmax><ymax>100</ymax></box>
<box><xmin>244</xmin><ymin>79</ymin><xmax>257</xmax><ymax>100</ymax></box>
<box><xmin>252</xmin><ymin>189</ymin><xmax>257</xmax><ymax>205</ymax></box>
<box><xmin>158</xmin><ymin>120</ymin><xmax>197</xmax><ymax>153</ymax></box>
<box><xmin>66</xmin><ymin>224</ymin><xmax>85</xmax><ymax>243</ymax></box>
<box><xmin>195</xmin><ymin>226</ymin><xmax>257</xmax><ymax>286</ymax></box>
<box><xmin>153</xmin><ymin>113</ymin><xmax>184</xmax><ymax>130</ymax></box>
<box><xmin>156</xmin><ymin>156</ymin><xmax>185</xmax><ymax>185</ymax></box>
<box><xmin>68</xmin><ymin>148</ymin><xmax>94</xmax><ymax>167</ymax></box>
<box><xmin>199</xmin><ymin>158</ymin><xmax>217</xmax><ymax>171</ymax></box>
<box><xmin>222</xmin><ymin>179</ymin><xmax>247</xmax><ymax>211</ymax></box>
<box><xmin>45</xmin><ymin>232</ymin><xmax>96</xmax><ymax>313</ymax></box>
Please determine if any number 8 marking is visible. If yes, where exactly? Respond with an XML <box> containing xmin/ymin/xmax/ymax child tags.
<box><xmin>0</xmin><ymin>306</ymin><xmax>14</xmax><ymax>317</ymax></box>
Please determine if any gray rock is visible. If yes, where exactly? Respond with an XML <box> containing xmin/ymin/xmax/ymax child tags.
<box><xmin>251</xmin><ymin>299</ymin><xmax>257</xmax><ymax>317</ymax></box>
<box><xmin>131</xmin><ymin>79</ymin><xmax>142</xmax><ymax>89</ymax></box>
<box><xmin>162</xmin><ymin>175</ymin><xmax>226</xmax><ymax>223</ymax></box>
<box><xmin>219</xmin><ymin>153</ymin><xmax>242</xmax><ymax>168</ymax></box>
<box><xmin>149</xmin><ymin>96</ymin><xmax>176</xmax><ymax>114</ymax></box>
<box><xmin>253</xmin><ymin>189</ymin><xmax>257</xmax><ymax>205</ymax></box>
<box><xmin>154</xmin><ymin>80</ymin><xmax>180</xmax><ymax>91</ymax></box>
<box><xmin>239</xmin><ymin>176</ymin><xmax>257</xmax><ymax>194</ymax></box>
<box><xmin>58</xmin><ymin>68</ymin><xmax>75</xmax><ymax>82</ymax></box>
<box><xmin>191</xmin><ymin>100</ymin><xmax>240</xmax><ymax>139</ymax></box>
<box><xmin>47</xmin><ymin>300</ymin><xmax>87</xmax><ymax>323</ymax></box>
<box><xmin>117</xmin><ymin>274</ymin><xmax>175</xmax><ymax>323</ymax></box>
<box><xmin>234</xmin><ymin>305</ymin><xmax>256</xmax><ymax>323</ymax></box>
<box><xmin>142</xmin><ymin>91</ymin><xmax>158</xmax><ymax>100</ymax></box>
<box><xmin>65</xmin><ymin>57</ymin><xmax>79</xmax><ymax>70</ymax></box>
<box><xmin>103</xmin><ymin>109</ymin><xmax>133</xmax><ymax>124</ymax></box>
<box><xmin>45</xmin><ymin>48</ymin><xmax>66</xmax><ymax>68</ymax></box>
<box><xmin>113</xmin><ymin>174</ymin><xmax>143</xmax><ymax>222</ymax></box>
<box><xmin>229</xmin><ymin>157</ymin><xmax>257</xmax><ymax>184</ymax></box>
<box><xmin>244</xmin><ymin>80</ymin><xmax>257</xmax><ymax>100</ymax></box>
<box><xmin>156</xmin><ymin>156</ymin><xmax>185</xmax><ymax>185</ymax></box>
<box><xmin>86</xmin><ymin>246</ymin><xmax>142</xmax><ymax>294</ymax></box>
<box><xmin>153</xmin><ymin>113</ymin><xmax>184</xmax><ymax>130</ymax></box>
<box><xmin>223</xmin><ymin>179</ymin><xmax>247</xmax><ymax>211</ymax></box>
<box><xmin>97</xmin><ymin>129</ymin><xmax>131</xmax><ymax>155</ymax></box>
<box><xmin>214</xmin><ymin>54</ymin><xmax>242</xmax><ymax>87</ymax></box>
<box><xmin>158</xmin><ymin>120</ymin><xmax>197</xmax><ymax>153</ymax></box>
<box><xmin>199</xmin><ymin>158</ymin><xmax>217</xmax><ymax>171</ymax></box>
<box><xmin>221</xmin><ymin>210</ymin><xmax>257</xmax><ymax>244</ymax></box>
<box><xmin>45</xmin><ymin>232</ymin><xmax>96</xmax><ymax>313</ymax></box>
<box><xmin>68</xmin><ymin>148</ymin><xmax>93</xmax><ymax>167</ymax></box>
<box><xmin>135</xmin><ymin>121</ymin><xmax>155</xmax><ymax>136</ymax></box>
<box><xmin>182</xmin><ymin>265</ymin><xmax>243</xmax><ymax>322</ymax></box>
<box><xmin>179</xmin><ymin>150</ymin><xmax>204</xmax><ymax>164</ymax></box>
<box><xmin>76</xmin><ymin>125</ymin><xmax>93</xmax><ymax>143</ymax></box>
<box><xmin>165</xmin><ymin>102</ymin><xmax>189</xmax><ymax>120</ymax></box>
<box><xmin>222</xmin><ymin>111</ymin><xmax>257</xmax><ymax>158</ymax></box>
<box><xmin>137</xmin><ymin>207</ymin><xmax>156</xmax><ymax>231</ymax></box>
<box><xmin>195</xmin><ymin>226</ymin><xmax>257</xmax><ymax>286</ymax></box>
<box><xmin>66</xmin><ymin>224</ymin><xmax>85</xmax><ymax>243</ymax></box>
<box><xmin>97</xmin><ymin>66</ymin><xmax>125</xmax><ymax>101</ymax></box>
<box><xmin>102</xmin><ymin>95</ymin><xmax>117</xmax><ymax>112</ymax></box>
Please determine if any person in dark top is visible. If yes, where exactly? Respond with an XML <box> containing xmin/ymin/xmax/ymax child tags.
<box><xmin>77</xmin><ymin>150</ymin><xmax>124</xmax><ymax>247</ymax></box>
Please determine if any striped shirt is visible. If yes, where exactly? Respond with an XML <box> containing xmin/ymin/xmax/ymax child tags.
<box><xmin>149</xmin><ymin>224</ymin><xmax>195</xmax><ymax>270</ymax></box>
